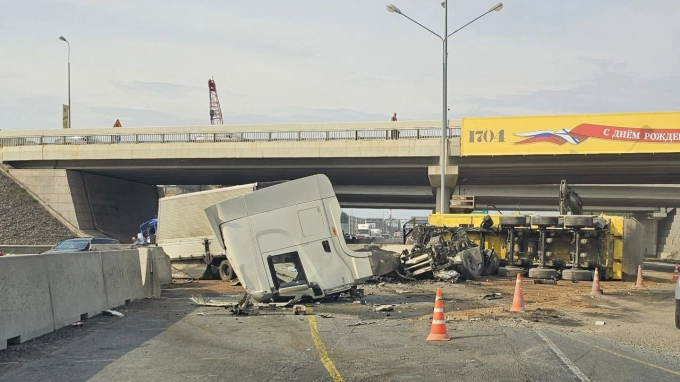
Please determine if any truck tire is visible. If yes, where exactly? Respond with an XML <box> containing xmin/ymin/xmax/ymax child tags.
<box><xmin>483</xmin><ymin>251</ymin><xmax>500</xmax><ymax>276</ymax></box>
<box><xmin>218</xmin><ymin>260</ymin><xmax>235</xmax><ymax>281</ymax></box>
<box><xmin>676</xmin><ymin>300</ymin><xmax>680</xmax><ymax>329</ymax></box>
<box><xmin>564</xmin><ymin>215</ymin><xmax>595</xmax><ymax>228</ymax></box>
<box><xmin>497</xmin><ymin>266</ymin><xmax>527</xmax><ymax>278</ymax></box>
<box><xmin>528</xmin><ymin>267</ymin><xmax>558</xmax><ymax>279</ymax></box>
<box><xmin>562</xmin><ymin>268</ymin><xmax>592</xmax><ymax>281</ymax></box>
<box><xmin>531</xmin><ymin>216</ymin><xmax>560</xmax><ymax>227</ymax></box>
<box><xmin>458</xmin><ymin>251</ymin><xmax>482</xmax><ymax>280</ymax></box>
<box><xmin>499</xmin><ymin>215</ymin><xmax>529</xmax><ymax>227</ymax></box>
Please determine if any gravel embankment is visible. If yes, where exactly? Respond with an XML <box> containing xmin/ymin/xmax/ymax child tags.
<box><xmin>0</xmin><ymin>171</ymin><xmax>74</xmax><ymax>245</ymax></box>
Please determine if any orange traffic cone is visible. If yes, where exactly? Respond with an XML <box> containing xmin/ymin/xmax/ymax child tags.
<box><xmin>509</xmin><ymin>273</ymin><xmax>525</xmax><ymax>312</ymax></box>
<box><xmin>590</xmin><ymin>267</ymin><xmax>603</xmax><ymax>296</ymax></box>
<box><xmin>672</xmin><ymin>264</ymin><xmax>678</xmax><ymax>283</ymax></box>
<box><xmin>634</xmin><ymin>264</ymin><xmax>645</xmax><ymax>288</ymax></box>
<box><xmin>426</xmin><ymin>288</ymin><xmax>450</xmax><ymax>341</ymax></box>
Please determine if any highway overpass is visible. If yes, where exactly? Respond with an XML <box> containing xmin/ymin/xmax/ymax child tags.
<box><xmin>1</xmin><ymin>118</ymin><xmax>679</xmax><ymax>249</ymax></box>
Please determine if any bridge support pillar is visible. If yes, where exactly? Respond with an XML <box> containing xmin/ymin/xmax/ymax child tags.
<box><xmin>428</xmin><ymin>165</ymin><xmax>458</xmax><ymax>214</ymax></box>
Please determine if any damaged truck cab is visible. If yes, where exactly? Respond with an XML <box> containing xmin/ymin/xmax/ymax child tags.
<box><xmin>204</xmin><ymin>174</ymin><xmax>374</xmax><ymax>303</ymax></box>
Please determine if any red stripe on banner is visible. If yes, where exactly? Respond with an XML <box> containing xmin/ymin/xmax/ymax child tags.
<box><xmin>570</xmin><ymin>124</ymin><xmax>680</xmax><ymax>143</ymax></box>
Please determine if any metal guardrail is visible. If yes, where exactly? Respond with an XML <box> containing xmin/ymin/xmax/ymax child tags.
<box><xmin>0</xmin><ymin>128</ymin><xmax>461</xmax><ymax>147</ymax></box>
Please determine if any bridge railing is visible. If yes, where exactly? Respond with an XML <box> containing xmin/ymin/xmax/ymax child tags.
<box><xmin>0</xmin><ymin>127</ymin><xmax>461</xmax><ymax>147</ymax></box>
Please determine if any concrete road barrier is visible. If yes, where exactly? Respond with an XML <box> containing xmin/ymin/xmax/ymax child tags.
<box><xmin>149</xmin><ymin>247</ymin><xmax>172</xmax><ymax>285</ymax></box>
<box><xmin>0</xmin><ymin>247</ymin><xmax>171</xmax><ymax>350</ymax></box>
<box><xmin>0</xmin><ymin>255</ymin><xmax>54</xmax><ymax>351</ymax></box>
<box><xmin>101</xmin><ymin>250</ymin><xmax>145</xmax><ymax>308</ymax></box>
<box><xmin>45</xmin><ymin>252</ymin><xmax>108</xmax><ymax>329</ymax></box>
<box><xmin>0</xmin><ymin>245</ymin><xmax>52</xmax><ymax>255</ymax></box>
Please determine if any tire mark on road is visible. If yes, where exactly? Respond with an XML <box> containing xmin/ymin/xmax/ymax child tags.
<box><xmin>536</xmin><ymin>330</ymin><xmax>591</xmax><ymax>382</ymax></box>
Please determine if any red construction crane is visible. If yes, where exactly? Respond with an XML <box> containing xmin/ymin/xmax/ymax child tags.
<box><xmin>208</xmin><ymin>78</ymin><xmax>223</xmax><ymax>125</ymax></box>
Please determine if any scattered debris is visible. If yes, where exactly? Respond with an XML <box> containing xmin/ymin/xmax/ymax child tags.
<box><xmin>196</xmin><ymin>312</ymin><xmax>206</xmax><ymax>316</ymax></box>
<box><xmin>482</xmin><ymin>293</ymin><xmax>502</xmax><ymax>300</ymax></box>
<box><xmin>348</xmin><ymin>321</ymin><xmax>375</xmax><ymax>327</ymax></box>
<box><xmin>319</xmin><ymin>314</ymin><xmax>334</xmax><ymax>318</ymax></box>
<box><xmin>434</xmin><ymin>269</ymin><xmax>460</xmax><ymax>283</ymax></box>
<box><xmin>374</xmin><ymin>305</ymin><xmax>395</xmax><ymax>312</ymax></box>
<box><xmin>394</xmin><ymin>289</ymin><xmax>411</xmax><ymax>294</ymax></box>
<box><xmin>293</xmin><ymin>305</ymin><xmax>313</xmax><ymax>315</ymax></box>
<box><xmin>534</xmin><ymin>279</ymin><xmax>558</xmax><ymax>285</ymax></box>
<box><xmin>595</xmin><ymin>321</ymin><xmax>606</xmax><ymax>326</ymax></box>
<box><xmin>103</xmin><ymin>310</ymin><xmax>124</xmax><ymax>317</ymax></box>
<box><xmin>190</xmin><ymin>295</ymin><xmax>236</xmax><ymax>307</ymax></box>
<box><xmin>231</xmin><ymin>280</ymin><xmax>242</xmax><ymax>287</ymax></box>
<box><xmin>71</xmin><ymin>322</ymin><xmax>84</xmax><ymax>327</ymax></box>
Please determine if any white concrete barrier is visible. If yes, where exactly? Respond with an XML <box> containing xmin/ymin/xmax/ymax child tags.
<box><xmin>101</xmin><ymin>250</ymin><xmax>145</xmax><ymax>308</ymax></box>
<box><xmin>0</xmin><ymin>255</ymin><xmax>54</xmax><ymax>351</ymax></box>
<box><xmin>0</xmin><ymin>247</ymin><xmax>171</xmax><ymax>349</ymax></box>
<box><xmin>45</xmin><ymin>252</ymin><xmax>108</xmax><ymax>329</ymax></box>
<box><xmin>150</xmin><ymin>247</ymin><xmax>172</xmax><ymax>285</ymax></box>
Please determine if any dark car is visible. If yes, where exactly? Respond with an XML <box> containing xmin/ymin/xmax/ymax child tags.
<box><xmin>42</xmin><ymin>237</ymin><xmax>120</xmax><ymax>254</ymax></box>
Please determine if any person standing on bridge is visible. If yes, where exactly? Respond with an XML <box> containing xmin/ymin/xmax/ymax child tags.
<box><xmin>390</xmin><ymin>113</ymin><xmax>400</xmax><ymax>139</ymax></box>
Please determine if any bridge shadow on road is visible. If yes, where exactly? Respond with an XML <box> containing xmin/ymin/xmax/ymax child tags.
<box><xmin>0</xmin><ymin>284</ymin><xmax>227</xmax><ymax>382</ymax></box>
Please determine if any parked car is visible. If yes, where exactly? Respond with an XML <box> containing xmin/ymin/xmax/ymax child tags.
<box><xmin>42</xmin><ymin>237</ymin><xmax>120</xmax><ymax>254</ymax></box>
<box><xmin>676</xmin><ymin>275</ymin><xmax>680</xmax><ymax>329</ymax></box>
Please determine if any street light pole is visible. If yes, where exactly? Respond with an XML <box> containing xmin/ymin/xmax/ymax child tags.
<box><xmin>441</xmin><ymin>0</ymin><xmax>449</xmax><ymax>215</ymax></box>
<box><xmin>386</xmin><ymin>2</ymin><xmax>503</xmax><ymax>213</ymax></box>
<box><xmin>59</xmin><ymin>36</ymin><xmax>71</xmax><ymax>129</ymax></box>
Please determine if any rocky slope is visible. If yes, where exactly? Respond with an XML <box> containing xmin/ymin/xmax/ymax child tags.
<box><xmin>0</xmin><ymin>171</ymin><xmax>74</xmax><ymax>245</ymax></box>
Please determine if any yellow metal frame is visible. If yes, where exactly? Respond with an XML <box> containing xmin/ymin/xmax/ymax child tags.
<box><xmin>428</xmin><ymin>213</ymin><xmax>627</xmax><ymax>280</ymax></box>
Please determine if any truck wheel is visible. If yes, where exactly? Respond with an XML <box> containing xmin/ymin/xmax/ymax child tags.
<box><xmin>676</xmin><ymin>300</ymin><xmax>680</xmax><ymax>329</ymax></box>
<box><xmin>483</xmin><ymin>251</ymin><xmax>500</xmax><ymax>275</ymax></box>
<box><xmin>531</xmin><ymin>216</ymin><xmax>560</xmax><ymax>227</ymax></box>
<box><xmin>497</xmin><ymin>266</ymin><xmax>527</xmax><ymax>278</ymax></box>
<box><xmin>562</xmin><ymin>268</ymin><xmax>592</xmax><ymax>281</ymax></box>
<box><xmin>564</xmin><ymin>215</ymin><xmax>595</xmax><ymax>228</ymax></box>
<box><xmin>499</xmin><ymin>215</ymin><xmax>529</xmax><ymax>227</ymax></box>
<box><xmin>218</xmin><ymin>260</ymin><xmax>235</xmax><ymax>281</ymax></box>
<box><xmin>458</xmin><ymin>251</ymin><xmax>482</xmax><ymax>280</ymax></box>
<box><xmin>528</xmin><ymin>267</ymin><xmax>558</xmax><ymax>279</ymax></box>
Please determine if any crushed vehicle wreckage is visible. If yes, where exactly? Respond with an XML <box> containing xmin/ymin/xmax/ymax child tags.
<box><xmin>396</xmin><ymin>225</ymin><xmax>500</xmax><ymax>281</ymax></box>
<box><xmin>397</xmin><ymin>221</ymin><xmax>499</xmax><ymax>282</ymax></box>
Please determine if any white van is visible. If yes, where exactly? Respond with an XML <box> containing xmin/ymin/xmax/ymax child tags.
<box><xmin>204</xmin><ymin>174</ymin><xmax>374</xmax><ymax>302</ymax></box>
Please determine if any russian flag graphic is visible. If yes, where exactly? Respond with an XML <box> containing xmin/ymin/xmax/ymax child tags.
<box><xmin>514</xmin><ymin>128</ymin><xmax>582</xmax><ymax>145</ymax></box>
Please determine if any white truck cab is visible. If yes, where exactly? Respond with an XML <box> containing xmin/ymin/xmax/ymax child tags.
<box><xmin>204</xmin><ymin>174</ymin><xmax>374</xmax><ymax>302</ymax></box>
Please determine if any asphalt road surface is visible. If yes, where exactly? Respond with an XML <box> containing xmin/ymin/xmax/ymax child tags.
<box><xmin>1</xmin><ymin>290</ymin><xmax>679</xmax><ymax>382</ymax></box>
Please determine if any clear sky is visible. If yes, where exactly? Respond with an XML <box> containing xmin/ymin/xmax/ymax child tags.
<box><xmin>2</xmin><ymin>0</ymin><xmax>679</xmax><ymax>219</ymax></box>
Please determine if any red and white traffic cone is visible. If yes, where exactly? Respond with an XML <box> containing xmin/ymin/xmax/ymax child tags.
<box><xmin>634</xmin><ymin>264</ymin><xmax>645</xmax><ymax>288</ymax></box>
<box><xmin>672</xmin><ymin>264</ymin><xmax>678</xmax><ymax>283</ymax></box>
<box><xmin>590</xmin><ymin>267</ymin><xmax>603</xmax><ymax>296</ymax></box>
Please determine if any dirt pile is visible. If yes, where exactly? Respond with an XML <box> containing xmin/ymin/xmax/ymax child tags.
<box><xmin>0</xmin><ymin>171</ymin><xmax>74</xmax><ymax>245</ymax></box>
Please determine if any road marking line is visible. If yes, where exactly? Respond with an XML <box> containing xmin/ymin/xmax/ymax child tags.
<box><xmin>536</xmin><ymin>330</ymin><xmax>591</xmax><ymax>382</ymax></box>
<box><xmin>548</xmin><ymin>328</ymin><xmax>680</xmax><ymax>377</ymax></box>
<box><xmin>308</xmin><ymin>316</ymin><xmax>344</xmax><ymax>382</ymax></box>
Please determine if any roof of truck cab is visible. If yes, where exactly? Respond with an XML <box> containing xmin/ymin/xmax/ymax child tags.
<box><xmin>204</xmin><ymin>174</ymin><xmax>335</xmax><ymax>224</ymax></box>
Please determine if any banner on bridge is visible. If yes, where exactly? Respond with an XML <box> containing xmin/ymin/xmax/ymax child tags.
<box><xmin>460</xmin><ymin>111</ymin><xmax>680</xmax><ymax>156</ymax></box>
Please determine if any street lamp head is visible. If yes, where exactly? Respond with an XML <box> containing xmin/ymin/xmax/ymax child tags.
<box><xmin>386</xmin><ymin>4</ymin><xmax>402</xmax><ymax>14</ymax></box>
<box><xmin>59</xmin><ymin>36</ymin><xmax>68</xmax><ymax>42</ymax></box>
<box><xmin>489</xmin><ymin>2</ymin><xmax>503</xmax><ymax>12</ymax></box>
